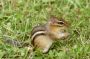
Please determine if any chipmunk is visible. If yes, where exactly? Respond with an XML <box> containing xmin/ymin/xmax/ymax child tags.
<box><xmin>31</xmin><ymin>16</ymin><xmax>70</xmax><ymax>53</ymax></box>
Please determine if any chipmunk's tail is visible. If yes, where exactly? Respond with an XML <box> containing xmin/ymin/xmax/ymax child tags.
<box><xmin>2</xmin><ymin>36</ymin><xmax>34</xmax><ymax>59</ymax></box>
<box><xmin>2</xmin><ymin>36</ymin><xmax>34</xmax><ymax>48</ymax></box>
<box><xmin>2</xmin><ymin>36</ymin><xmax>22</xmax><ymax>47</ymax></box>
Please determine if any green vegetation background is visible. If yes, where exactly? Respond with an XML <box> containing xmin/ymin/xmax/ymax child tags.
<box><xmin>0</xmin><ymin>0</ymin><xmax>90</xmax><ymax>59</ymax></box>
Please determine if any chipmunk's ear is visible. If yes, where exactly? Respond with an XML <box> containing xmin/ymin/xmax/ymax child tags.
<box><xmin>48</xmin><ymin>16</ymin><xmax>58</xmax><ymax>24</ymax></box>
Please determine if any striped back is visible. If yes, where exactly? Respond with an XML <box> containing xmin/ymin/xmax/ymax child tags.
<box><xmin>31</xmin><ymin>24</ymin><xmax>47</xmax><ymax>45</ymax></box>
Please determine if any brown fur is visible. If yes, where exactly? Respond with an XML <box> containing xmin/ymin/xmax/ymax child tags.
<box><xmin>34</xmin><ymin>35</ymin><xmax>53</xmax><ymax>53</ymax></box>
<box><xmin>31</xmin><ymin>16</ymin><xmax>70</xmax><ymax>53</ymax></box>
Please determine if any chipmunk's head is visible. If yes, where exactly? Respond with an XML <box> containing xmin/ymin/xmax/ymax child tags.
<box><xmin>48</xmin><ymin>16</ymin><xmax>69</xmax><ymax>28</ymax></box>
<box><xmin>47</xmin><ymin>16</ymin><xmax>70</xmax><ymax>39</ymax></box>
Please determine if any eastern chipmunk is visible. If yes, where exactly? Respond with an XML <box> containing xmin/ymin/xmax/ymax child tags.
<box><xmin>31</xmin><ymin>16</ymin><xmax>70</xmax><ymax>53</ymax></box>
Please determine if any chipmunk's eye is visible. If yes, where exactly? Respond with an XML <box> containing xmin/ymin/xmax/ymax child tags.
<box><xmin>57</xmin><ymin>21</ymin><xmax>64</xmax><ymax>25</ymax></box>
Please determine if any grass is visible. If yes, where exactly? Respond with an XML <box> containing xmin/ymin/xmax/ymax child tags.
<box><xmin>0</xmin><ymin>0</ymin><xmax>90</xmax><ymax>59</ymax></box>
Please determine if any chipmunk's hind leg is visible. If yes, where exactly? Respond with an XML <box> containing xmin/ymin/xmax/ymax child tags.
<box><xmin>34</xmin><ymin>35</ymin><xmax>53</xmax><ymax>53</ymax></box>
<box><xmin>43</xmin><ymin>47</ymin><xmax>49</xmax><ymax>53</ymax></box>
<box><xmin>42</xmin><ymin>42</ymin><xmax>52</xmax><ymax>53</ymax></box>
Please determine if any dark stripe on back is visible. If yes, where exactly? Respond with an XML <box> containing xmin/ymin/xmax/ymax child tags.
<box><xmin>31</xmin><ymin>24</ymin><xmax>46</xmax><ymax>37</ymax></box>
<box><xmin>31</xmin><ymin>33</ymin><xmax>46</xmax><ymax>45</ymax></box>
<box><xmin>31</xmin><ymin>29</ymin><xmax>45</xmax><ymax>37</ymax></box>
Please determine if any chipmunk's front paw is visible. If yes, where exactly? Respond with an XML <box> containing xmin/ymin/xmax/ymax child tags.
<box><xmin>58</xmin><ymin>32</ymin><xmax>70</xmax><ymax>39</ymax></box>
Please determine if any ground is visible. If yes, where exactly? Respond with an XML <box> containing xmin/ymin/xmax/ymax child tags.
<box><xmin>0</xmin><ymin>0</ymin><xmax>90</xmax><ymax>59</ymax></box>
